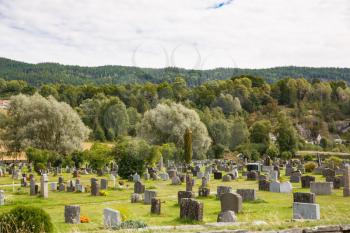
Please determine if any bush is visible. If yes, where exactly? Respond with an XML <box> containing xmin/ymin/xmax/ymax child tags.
<box><xmin>114</xmin><ymin>220</ymin><xmax>147</xmax><ymax>230</ymax></box>
<box><xmin>0</xmin><ymin>206</ymin><xmax>53</xmax><ymax>233</ymax></box>
<box><xmin>303</xmin><ymin>154</ymin><xmax>313</xmax><ymax>162</ymax></box>
<box><xmin>117</xmin><ymin>155</ymin><xmax>145</xmax><ymax>179</ymax></box>
<box><xmin>305</xmin><ymin>162</ymin><xmax>317</xmax><ymax>173</ymax></box>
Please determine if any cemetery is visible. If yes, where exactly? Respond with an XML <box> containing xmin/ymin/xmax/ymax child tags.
<box><xmin>0</xmin><ymin>157</ymin><xmax>350</xmax><ymax>233</ymax></box>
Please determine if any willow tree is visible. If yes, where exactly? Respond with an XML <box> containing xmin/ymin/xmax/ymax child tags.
<box><xmin>3</xmin><ymin>94</ymin><xmax>90</xmax><ymax>154</ymax></box>
<box><xmin>137</xmin><ymin>102</ymin><xmax>211</xmax><ymax>159</ymax></box>
<box><xmin>184</xmin><ymin>128</ymin><xmax>192</xmax><ymax>164</ymax></box>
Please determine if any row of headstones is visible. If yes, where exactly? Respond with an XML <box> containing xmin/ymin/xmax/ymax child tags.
<box><xmin>258</xmin><ymin>165</ymin><xmax>350</xmax><ymax>197</ymax></box>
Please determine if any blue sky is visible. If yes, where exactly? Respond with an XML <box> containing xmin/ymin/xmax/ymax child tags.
<box><xmin>0</xmin><ymin>0</ymin><xmax>349</xmax><ymax>69</ymax></box>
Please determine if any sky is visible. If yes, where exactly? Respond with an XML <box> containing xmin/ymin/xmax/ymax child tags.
<box><xmin>0</xmin><ymin>0</ymin><xmax>349</xmax><ymax>69</ymax></box>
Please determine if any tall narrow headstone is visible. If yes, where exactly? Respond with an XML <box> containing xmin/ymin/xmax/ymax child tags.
<box><xmin>0</xmin><ymin>190</ymin><xmax>4</xmax><ymax>206</ymax></box>
<box><xmin>343</xmin><ymin>165</ymin><xmax>350</xmax><ymax>196</ymax></box>
<box><xmin>30</xmin><ymin>177</ymin><xmax>37</xmax><ymax>196</ymax></box>
<box><xmin>40</xmin><ymin>174</ymin><xmax>48</xmax><ymax>198</ymax></box>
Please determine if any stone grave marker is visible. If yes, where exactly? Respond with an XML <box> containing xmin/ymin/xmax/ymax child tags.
<box><xmin>178</xmin><ymin>191</ymin><xmax>194</xmax><ymax>204</ymax></box>
<box><xmin>100</xmin><ymin>179</ymin><xmax>108</xmax><ymax>190</ymax></box>
<box><xmin>134</xmin><ymin>181</ymin><xmax>145</xmax><ymax>194</ymax></box>
<box><xmin>237</xmin><ymin>189</ymin><xmax>256</xmax><ymax>201</ymax></box>
<box><xmin>179</xmin><ymin>198</ymin><xmax>203</xmax><ymax>221</ymax></box>
<box><xmin>104</xmin><ymin>208</ymin><xmax>121</xmax><ymax>228</ymax></box>
<box><xmin>343</xmin><ymin>165</ymin><xmax>350</xmax><ymax>196</ymax></box>
<box><xmin>151</xmin><ymin>198</ymin><xmax>161</xmax><ymax>215</ymax></box>
<box><xmin>301</xmin><ymin>176</ymin><xmax>315</xmax><ymax>188</ymax></box>
<box><xmin>144</xmin><ymin>190</ymin><xmax>157</xmax><ymax>204</ymax></box>
<box><xmin>64</xmin><ymin>205</ymin><xmax>80</xmax><ymax>224</ymax></box>
<box><xmin>310</xmin><ymin>182</ymin><xmax>333</xmax><ymax>195</ymax></box>
<box><xmin>293</xmin><ymin>192</ymin><xmax>315</xmax><ymax>203</ymax></box>
<box><xmin>220</xmin><ymin>192</ymin><xmax>242</xmax><ymax>213</ymax></box>
<box><xmin>40</xmin><ymin>174</ymin><xmax>48</xmax><ymax>198</ymax></box>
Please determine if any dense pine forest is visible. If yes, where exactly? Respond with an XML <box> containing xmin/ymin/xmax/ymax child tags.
<box><xmin>1</xmin><ymin>57</ymin><xmax>350</xmax><ymax>87</ymax></box>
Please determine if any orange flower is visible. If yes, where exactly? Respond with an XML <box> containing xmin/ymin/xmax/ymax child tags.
<box><xmin>80</xmin><ymin>215</ymin><xmax>90</xmax><ymax>223</ymax></box>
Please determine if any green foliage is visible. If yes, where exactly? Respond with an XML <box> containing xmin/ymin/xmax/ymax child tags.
<box><xmin>249</xmin><ymin>120</ymin><xmax>271</xmax><ymax>147</ymax></box>
<box><xmin>3</xmin><ymin>94</ymin><xmax>90</xmax><ymax>154</ymax></box>
<box><xmin>304</xmin><ymin>162</ymin><xmax>317</xmax><ymax>172</ymax></box>
<box><xmin>26</xmin><ymin>147</ymin><xmax>60</xmax><ymax>174</ymax></box>
<box><xmin>113</xmin><ymin>137</ymin><xmax>153</xmax><ymax>178</ymax></box>
<box><xmin>114</xmin><ymin>220</ymin><xmax>147</xmax><ymax>230</ymax></box>
<box><xmin>84</xmin><ymin>143</ymin><xmax>112</xmax><ymax>170</ymax></box>
<box><xmin>276</xmin><ymin>113</ymin><xmax>298</xmax><ymax>154</ymax></box>
<box><xmin>281</xmin><ymin>151</ymin><xmax>292</xmax><ymax>160</ymax></box>
<box><xmin>325</xmin><ymin>156</ymin><xmax>342</xmax><ymax>169</ymax></box>
<box><xmin>0</xmin><ymin>206</ymin><xmax>53</xmax><ymax>233</ymax></box>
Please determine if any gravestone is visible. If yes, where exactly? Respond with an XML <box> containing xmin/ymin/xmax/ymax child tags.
<box><xmin>326</xmin><ymin>176</ymin><xmax>343</xmax><ymax>189</ymax></box>
<box><xmin>237</xmin><ymin>189</ymin><xmax>256</xmax><ymax>201</ymax></box>
<box><xmin>178</xmin><ymin>191</ymin><xmax>194</xmax><ymax>204</ymax></box>
<box><xmin>214</xmin><ymin>172</ymin><xmax>222</xmax><ymax>180</ymax></box>
<box><xmin>30</xmin><ymin>177</ymin><xmax>37</xmax><ymax>195</ymax></box>
<box><xmin>259</xmin><ymin>179</ymin><xmax>270</xmax><ymax>191</ymax></box>
<box><xmin>323</xmin><ymin>168</ymin><xmax>336</xmax><ymax>178</ymax></box>
<box><xmin>133</xmin><ymin>173</ymin><xmax>140</xmax><ymax>182</ymax></box>
<box><xmin>104</xmin><ymin>208</ymin><xmax>121</xmax><ymax>228</ymax></box>
<box><xmin>343</xmin><ymin>165</ymin><xmax>350</xmax><ymax>196</ymax></box>
<box><xmin>310</xmin><ymin>182</ymin><xmax>333</xmax><ymax>195</ymax></box>
<box><xmin>91</xmin><ymin>178</ymin><xmax>100</xmax><ymax>196</ymax></box>
<box><xmin>198</xmin><ymin>187</ymin><xmax>210</xmax><ymax>197</ymax></box>
<box><xmin>58</xmin><ymin>176</ymin><xmax>64</xmax><ymax>184</ymax></box>
<box><xmin>290</xmin><ymin>171</ymin><xmax>302</xmax><ymax>183</ymax></box>
<box><xmin>100</xmin><ymin>179</ymin><xmax>108</xmax><ymax>190</ymax></box>
<box><xmin>280</xmin><ymin>181</ymin><xmax>293</xmax><ymax>193</ymax></box>
<box><xmin>220</xmin><ymin>192</ymin><xmax>242</xmax><ymax>213</ymax></box>
<box><xmin>59</xmin><ymin>183</ymin><xmax>66</xmax><ymax>192</ymax></box>
<box><xmin>131</xmin><ymin>193</ymin><xmax>143</xmax><ymax>203</ymax></box>
<box><xmin>247</xmin><ymin>171</ymin><xmax>259</xmax><ymax>180</ymax></box>
<box><xmin>144</xmin><ymin>190</ymin><xmax>157</xmax><ymax>204</ymax></box>
<box><xmin>217</xmin><ymin>186</ymin><xmax>232</xmax><ymax>199</ymax></box>
<box><xmin>270</xmin><ymin>180</ymin><xmax>281</xmax><ymax>193</ymax></box>
<box><xmin>217</xmin><ymin>210</ymin><xmax>236</xmax><ymax>222</ymax></box>
<box><xmin>197</xmin><ymin>171</ymin><xmax>204</xmax><ymax>179</ymax></box>
<box><xmin>64</xmin><ymin>205</ymin><xmax>80</xmax><ymax>224</ymax></box>
<box><xmin>0</xmin><ymin>190</ymin><xmax>4</xmax><ymax>206</ymax></box>
<box><xmin>201</xmin><ymin>176</ymin><xmax>208</xmax><ymax>188</ymax></box>
<box><xmin>179</xmin><ymin>198</ymin><xmax>203</xmax><ymax>221</ymax></box>
<box><xmin>168</xmin><ymin>170</ymin><xmax>177</xmax><ymax>179</ymax></box>
<box><xmin>134</xmin><ymin>181</ymin><xmax>145</xmax><ymax>194</ymax></box>
<box><xmin>293</xmin><ymin>192</ymin><xmax>315</xmax><ymax>203</ymax></box>
<box><xmin>186</xmin><ymin>175</ymin><xmax>193</xmax><ymax>192</ymax></box>
<box><xmin>40</xmin><ymin>174</ymin><xmax>48</xmax><ymax>198</ymax></box>
<box><xmin>301</xmin><ymin>176</ymin><xmax>316</xmax><ymax>188</ymax></box>
<box><xmin>293</xmin><ymin>202</ymin><xmax>320</xmax><ymax>220</ymax></box>
<box><xmin>50</xmin><ymin>182</ymin><xmax>57</xmax><ymax>191</ymax></box>
<box><xmin>285</xmin><ymin>163</ymin><xmax>293</xmax><ymax>176</ymax></box>
<box><xmin>159</xmin><ymin>173</ymin><xmax>169</xmax><ymax>181</ymax></box>
<box><xmin>151</xmin><ymin>198</ymin><xmax>161</xmax><ymax>215</ymax></box>
<box><xmin>171</xmin><ymin>176</ymin><xmax>181</xmax><ymax>185</ymax></box>
<box><xmin>270</xmin><ymin>170</ymin><xmax>279</xmax><ymax>181</ymax></box>
<box><xmin>222</xmin><ymin>174</ymin><xmax>232</xmax><ymax>182</ymax></box>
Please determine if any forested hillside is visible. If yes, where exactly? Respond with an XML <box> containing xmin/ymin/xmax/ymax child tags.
<box><xmin>1</xmin><ymin>57</ymin><xmax>350</xmax><ymax>87</ymax></box>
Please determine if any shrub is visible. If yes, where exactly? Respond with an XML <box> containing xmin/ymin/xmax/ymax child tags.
<box><xmin>114</xmin><ymin>220</ymin><xmax>147</xmax><ymax>230</ymax></box>
<box><xmin>0</xmin><ymin>206</ymin><xmax>53</xmax><ymax>233</ymax></box>
<box><xmin>303</xmin><ymin>154</ymin><xmax>313</xmax><ymax>162</ymax></box>
<box><xmin>117</xmin><ymin>155</ymin><xmax>145</xmax><ymax>179</ymax></box>
<box><xmin>305</xmin><ymin>162</ymin><xmax>317</xmax><ymax>173</ymax></box>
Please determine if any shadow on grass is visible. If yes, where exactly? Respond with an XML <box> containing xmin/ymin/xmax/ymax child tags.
<box><xmin>245</xmin><ymin>198</ymin><xmax>267</xmax><ymax>204</ymax></box>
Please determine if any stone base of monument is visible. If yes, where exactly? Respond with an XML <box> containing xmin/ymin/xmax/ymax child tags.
<box><xmin>293</xmin><ymin>202</ymin><xmax>320</xmax><ymax>220</ymax></box>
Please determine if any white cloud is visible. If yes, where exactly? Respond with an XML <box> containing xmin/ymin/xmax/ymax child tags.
<box><xmin>0</xmin><ymin>0</ymin><xmax>349</xmax><ymax>69</ymax></box>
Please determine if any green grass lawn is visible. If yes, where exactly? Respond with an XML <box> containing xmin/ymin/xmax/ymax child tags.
<box><xmin>0</xmin><ymin>170</ymin><xmax>349</xmax><ymax>233</ymax></box>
